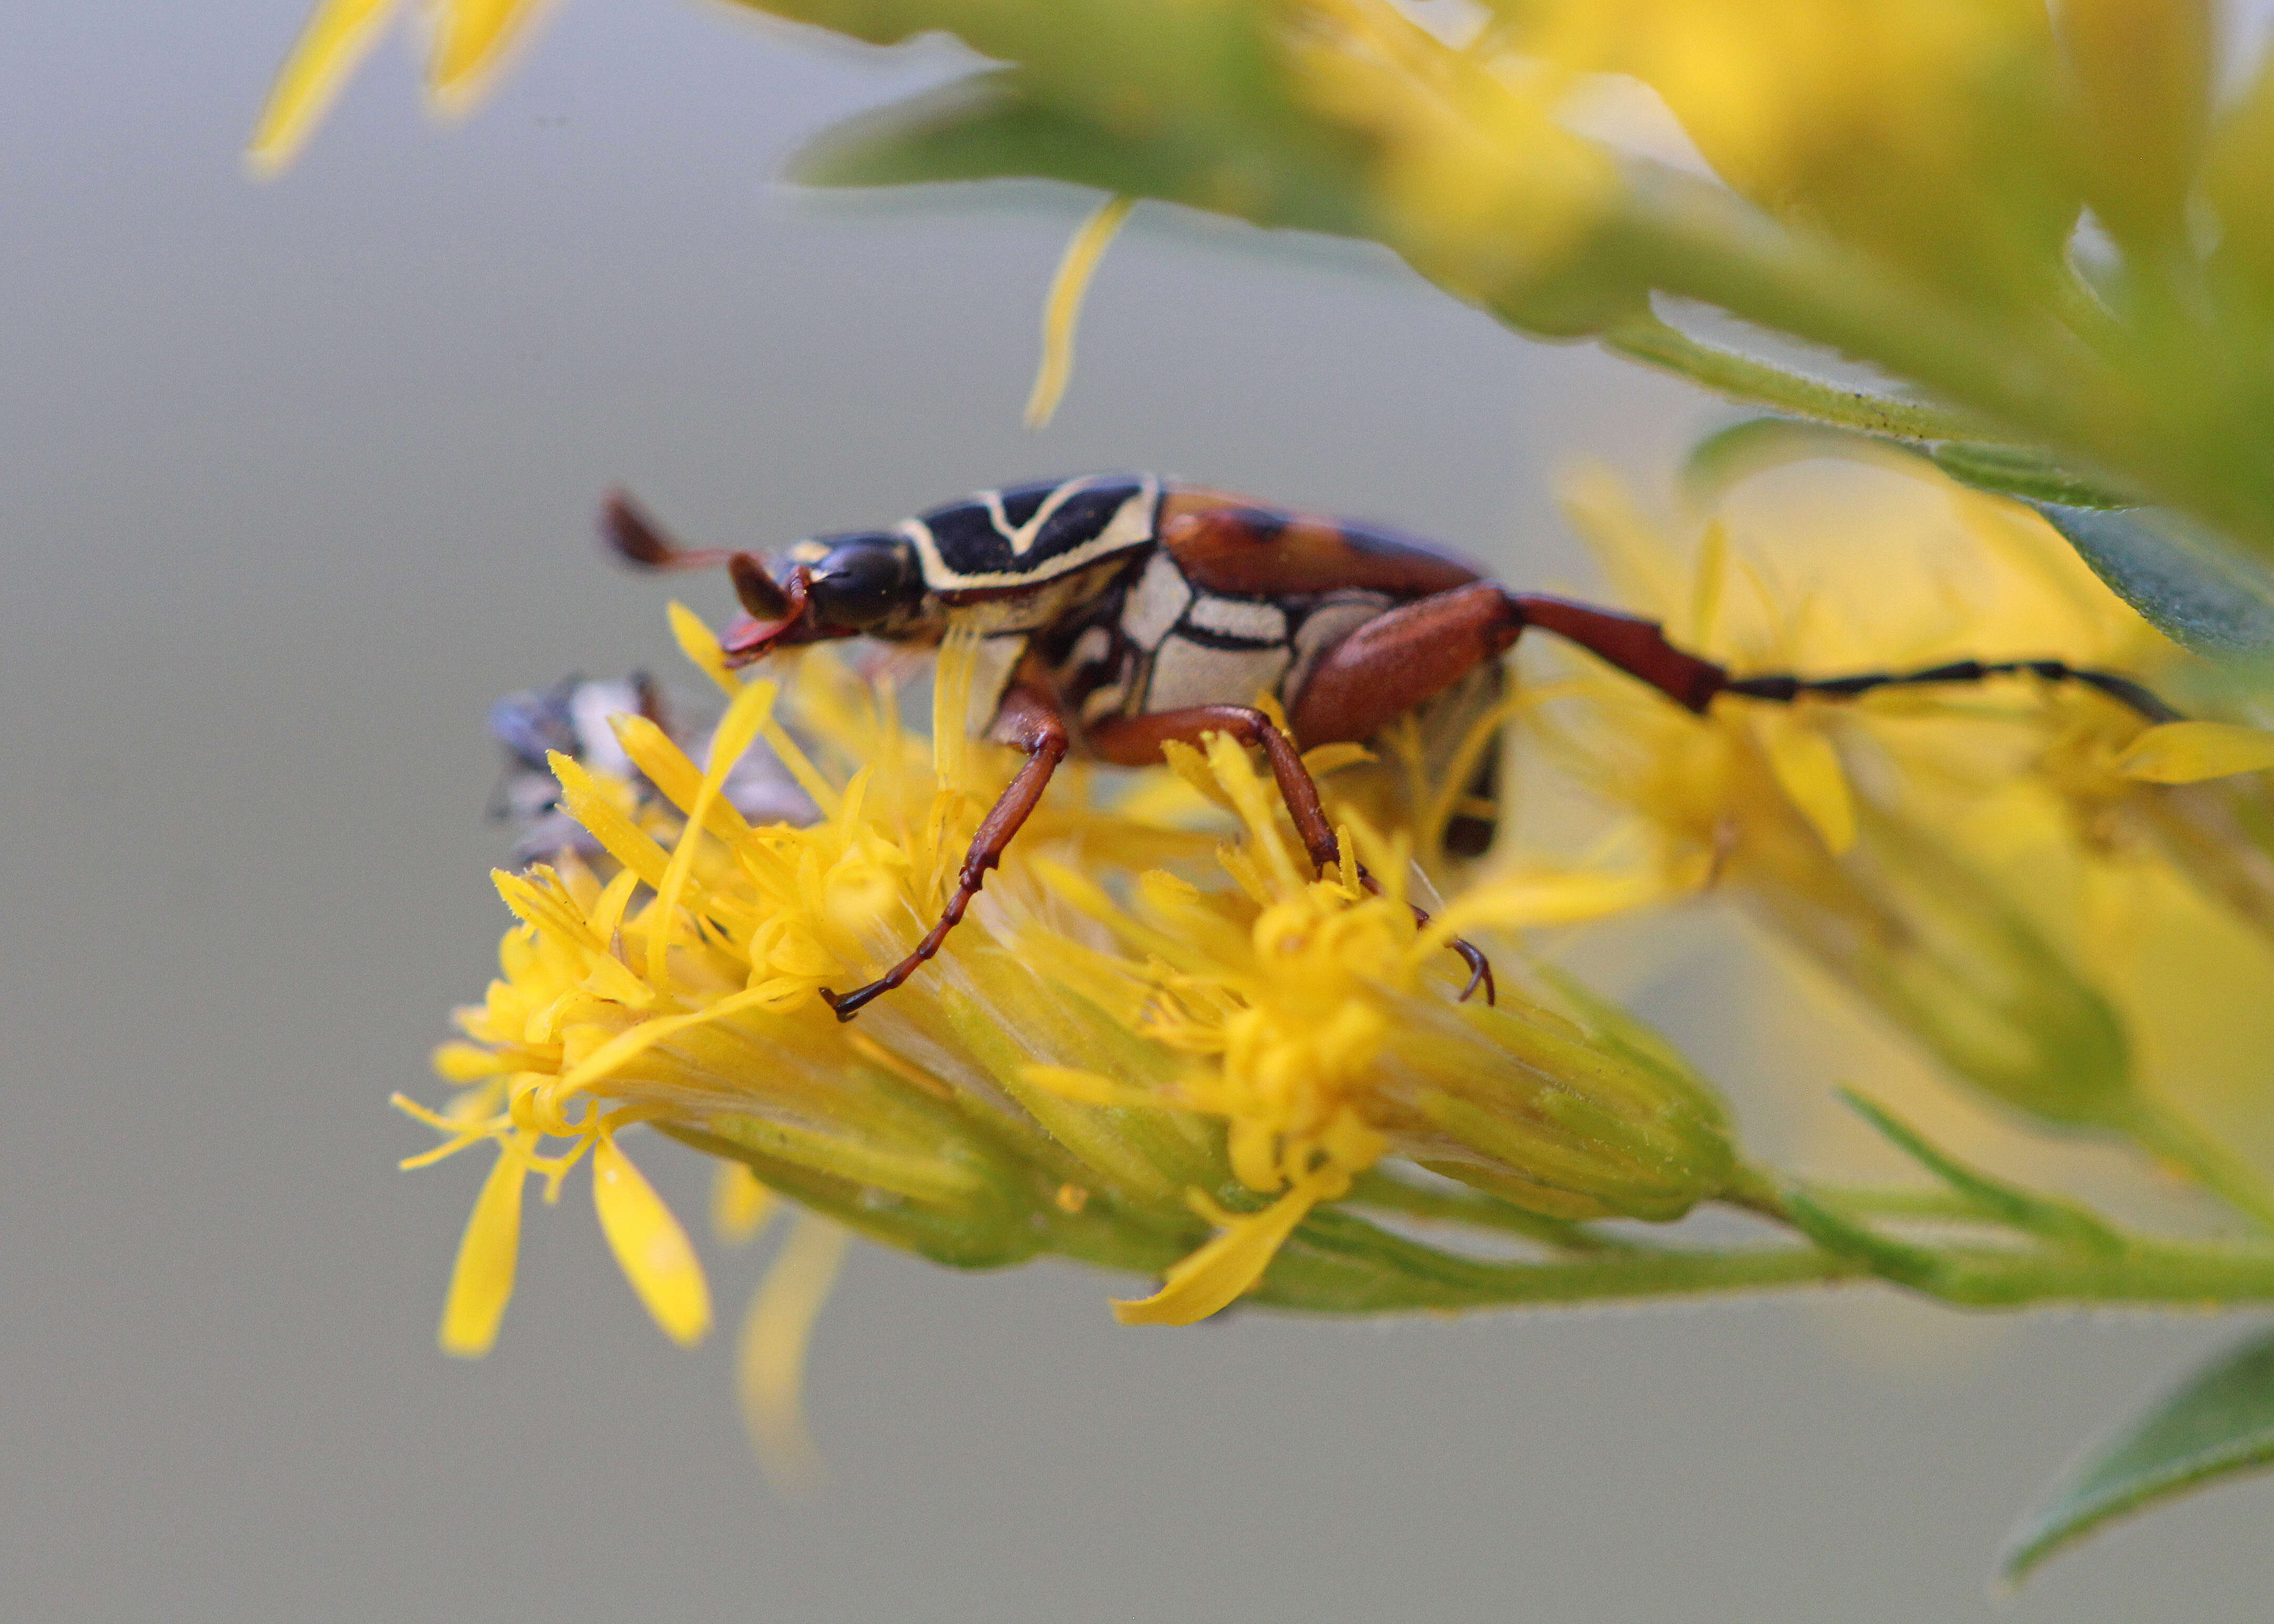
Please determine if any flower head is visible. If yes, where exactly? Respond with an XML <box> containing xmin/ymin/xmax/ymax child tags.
<box><xmin>408</xmin><ymin>602</ymin><xmax>1747</xmax><ymax>1357</ymax></box>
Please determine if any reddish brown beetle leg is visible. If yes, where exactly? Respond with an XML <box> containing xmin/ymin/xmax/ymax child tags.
<box><xmin>1292</xmin><ymin>584</ymin><xmax>1729</xmax><ymax>746</ymax></box>
<box><xmin>820</xmin><ymin>686</ymin><xmax>1069</xmax><ymax>1022</ymax></box>
<box><xmin>1085</xmin><ymin>705</ymin><xmax>1341</xmax><ymax>872</ymax></box>
<box><xmin>1087</xmin><ymin>706</ymin><xmax>1495</xmax><ymax>1005</ymax></box>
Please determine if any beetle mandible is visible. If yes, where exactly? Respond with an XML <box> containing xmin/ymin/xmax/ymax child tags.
<box><xmin>603</xmin><ymin>472</ymin><xmax>2179</xmax><ymax>1020</ymax></box>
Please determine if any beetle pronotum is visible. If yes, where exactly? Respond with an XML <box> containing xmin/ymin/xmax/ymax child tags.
<box><xmin>604</xmin><ymin>474</ymin><xmax>2177</xmax><ymax>1020</ymax></box>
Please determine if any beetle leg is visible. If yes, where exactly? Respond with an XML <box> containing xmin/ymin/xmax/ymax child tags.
<box><xmin>1722</xmin><ymin>658</ymin><xmax>2182</xmax><ymax>723</ymax></box>
<box><xmin>1085</xmin><ymin>705</ymin><xmax>1341</xmax><ymax>871</ymax></box>
<box><xmin>1292</xmin><ymin>584</ymin><xmax>1730</xmax><ymax>745</ymax></box>
<box><xmin>820</xmin><ymin>685</ymin><xmax>1069</xmax><ymax>1021</ymax></box>
<box><xmin>1086</xmin><ymin>705</ymin><xmax>1494</xmax><ymax>1004</ymax></box>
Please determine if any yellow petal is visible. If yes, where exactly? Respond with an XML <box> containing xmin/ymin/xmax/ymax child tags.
<box><xmin>1112</xmin><ymin>1171</ymin><xmax>1343</xmax><ymax>1327</ymax></box>
<box><xmin>2117</xmin><ymin>721</ymin><xmax>2274</xmax><ymax>783</ymax></box>
<box><xmin>428</xmin><ymin>0</ymin><xmax>550</xmax><ymax>115</ymax></box>
<box><xmin>712</xmin><ymin>1162</ymin><xmax>776</xmax><ymax>1247</ymax></box>
<box><xmin>668</xmin><ymin>601</ymin><xmax>740</xmax><ymax>696</ymax></box>
<box><xmin>246</xmin><ymin>0</ymin><xmax>398</xmax><ymax>178</ymax></box>
<box><xmin>646</xmin><ymin>677</ymin><xmax>776</xmax><ymax>990</ymax></box>
<box><xmin>1429</xmin><ymin>867</ymin><xmax>1676</xmax><ymax>939</ymax></box>
<box><xmin>439</xmin><ymin>1146</ymin><xmax>525</xmax><ymax>1356</ymax></box>
<box><xmin>1760</xmin><ymin>713</ymin><xmax>1856</xmax><ymax>854</ymax></box>
<box><xmin>1025</xmin><ymin>196</ymin><xmax>1134</xmax><ymax>429</ymax></box>
<box><xmin>1300</xmin><ymin>741</ymin><xmax>1375</xmax><ymax>778</ymax></box>
<box><xmin>432</xmin><ymin>1040</ymin><xmax>508</xmax><ymax>1082</ymax></box>
<box><xmin>1022</xmin><ymin>1064</ymin><xmax>1169</xmax><ymax>1111</ymax></box>
<box><xmin>592</xmin><ymin>1135</ymin><xmax>713</xmax><ymax>1346</ymax></box>
<box><xmin>737</xmin><ymin>1215</ymin><xmax>848</xmax><ymax>1490</ymax></box>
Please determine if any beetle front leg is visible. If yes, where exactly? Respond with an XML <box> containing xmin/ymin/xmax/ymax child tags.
<box><xmin>820</xmin><ymin>685</ymin><xmax>1069</xmax><ymax>1021</ymax></box>
<box><xmin>1087</xmin><ymin>706</ymin><xmax>1494</xmax><ymax>1004</ymax></box>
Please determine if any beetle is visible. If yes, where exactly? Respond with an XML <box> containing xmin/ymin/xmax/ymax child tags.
<box><xmin>602</xmin><ymin>472</ymin><xmax>2179</xmax><ymax>1020</ymax></box>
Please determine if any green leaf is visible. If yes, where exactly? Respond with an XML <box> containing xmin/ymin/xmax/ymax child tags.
<box><xmin>2025</xmin><ymin>502</ymin><xmax>2274</xmax><ymax>658</ymax></box>
<box><xmin>1928</xmin><ymin>441</ymin><xmax>2140</xmax><ymax>508</ymax></box>
<box><xmin>1834</xmin><ymin>1089</ymin><xmax>2123</xmax><ymax>1252</ymax></box>
<box><xmin>2001</xmin><ymin>1324</ymin><xmax>2274</xmax><ymax>1583</ymax></box>
<box><xmin>790</xmin><ymin>69</ymin><xmax>1370</xmax><ymax>238</ymax></box>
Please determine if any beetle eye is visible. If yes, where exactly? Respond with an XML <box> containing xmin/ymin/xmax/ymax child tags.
<box><xmin>809</xmin><ymin>536</ymin><xmax>917</xmax><ymax>628</ymax></box>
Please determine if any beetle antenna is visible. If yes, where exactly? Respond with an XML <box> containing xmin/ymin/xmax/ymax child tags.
<box><xmin>600</xmin><ymin>488</ymin><xmax>733</xmax><ymax>571</ymax></box>
<box><xmin>729</xmin><ymin>551</ymin><xmax>792</xmax><ymax>621</ymax></box>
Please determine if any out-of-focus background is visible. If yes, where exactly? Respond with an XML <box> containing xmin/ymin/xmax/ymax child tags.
<box><xmin>4</xmin><ymin>5</ymin><xmax>2269</xmax><ymax>1621</ymax></box>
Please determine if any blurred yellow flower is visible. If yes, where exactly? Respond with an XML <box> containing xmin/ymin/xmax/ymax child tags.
<box><xmin>1508</xmin><ymin>450</ymin><xmax>2274</xmax><ymax>1220</ymax></box>
<box><xmin>249</xmin><ymin>0</ymin><xmax>551</xmax><ymax>174</ymax></box>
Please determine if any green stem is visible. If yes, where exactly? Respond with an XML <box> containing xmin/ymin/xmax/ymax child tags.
<box><xmin>1603</xmin><ymin>314</ymin><xmax>2000</xmax><ymax>444</ymax></box>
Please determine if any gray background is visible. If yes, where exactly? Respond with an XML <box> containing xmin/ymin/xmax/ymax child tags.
<box><xmin>4</xmin><ymin>4</ymin><xmax>2269</xmax><ymax>1621</ymax></box>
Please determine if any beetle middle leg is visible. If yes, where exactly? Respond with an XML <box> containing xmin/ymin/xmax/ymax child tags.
<box><xmin>820</xmin><ymin>685</ymin><xmax>1069</xmax><ymax>1021</ymax></box>
<box><xmin>1087</xmin><ymin>706</ymin><xmax>1495</xmax><ymax>1004</ymax></box>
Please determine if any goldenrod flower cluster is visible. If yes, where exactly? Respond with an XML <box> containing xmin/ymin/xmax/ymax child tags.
<box><xmin>408</xmin><ymin>609</ymin><xmax>1751</xmax><ymax>1368</ymax></box>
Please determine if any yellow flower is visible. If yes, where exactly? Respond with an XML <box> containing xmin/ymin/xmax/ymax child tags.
<box><xmin>1507</xmin><ymin>450</ymin><xmax>2274</xmax><ymax>1219</ymax></box>
<box><xmin>407</xmin><ymin>605</ymin><xmax>1748</xmax><ymax>1369</ymax></box>
<box><xmin>248</xmin><ymin>0</ymin><xmax>552</xmax><ymax>175</ymax></box>
<box><xmin>1502</xmin><ymin>0</ymin><xmax>2076</xmax><ymax>302</ymax></box>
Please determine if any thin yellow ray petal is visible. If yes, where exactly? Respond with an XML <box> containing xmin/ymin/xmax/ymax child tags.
<box><xmin>432</xmin><ymin>1040</ymin><xmax>508</xmax><ymax>1082</ymax></box>
<box><xmin>737</xmin><ymin>1215</ymin><xmax>848</xmax><ymax>1491</ymax></box>
<box><xmin>592</xmin><ymin>1135</ymin><xmax>713</xmax><ymax>1347</ymax></box>
<box><xmin>1300</xmin><ymin>742</ymin><xmax>1376</xmax><ymax>778</ymax></box>
<box><xmin>246</xmin><ymin>0</ymin><xmax>398</xmax><ymax>178</ymax></box>
<box><xmin>1423</xmin><ymin>867</ymin><xmax>1679</xmax><ymax>946</ymax></box>
<box><xmin>712</xmin><ymin>1163</ymin><xmax>776</xmax><ymax>1246</ymax></box>
<box><xmin>1112</xmin><ymin>1171</ymin><xmax>1341</xmax><ymax>1326</ymax></box>
<box><xmin>2118</xmin><ymin>720</ymin><xmax>2274</xmax><ymax>783</ymax></box>
<box><xmin>439</xmin><ymin>1146</ymin><xmax>526</xmax><ymax>1355</ymax></box>
<box><xmin>648</xmin><ymin>680</ymin><xmax>776</xmax><ymax>991</ymax></box>
<box><xmin>428</xmin><ymin>0</ymin><xmax>550</xmax><ymax>115</ymax></box>
<box><xmin>608</xmin><ymin>717</ymin><xmax>756</xmax><ymax>843</ymax></box>
<box><xmin>1025</xmin><ymin>196</ymin><xmax>1134</xmax><ymax>429</ymax></box>
<box><xmin>669</xmin><ymin>601</ymin><xmax>742</xmax><ymax>696</ymax></box>
<box><xmin>1760</xmin><ymin>713</ymin><xmax>1856</xmax><ymax>854</ymax></box>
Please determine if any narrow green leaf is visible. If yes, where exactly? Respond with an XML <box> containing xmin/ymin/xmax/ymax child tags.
<box><xmin>1836</xmin><ymin>1089</ymin><xmax>2124</xmax><ymax>1252</ymax></box>
<box><xmin>2002</xmin><ymin>1324</ymin><xmax>2274</xmax><ymax>1582</ymax></box>
<box><xmin>1929</xmin><ymin>441</ymin><xmax>2140</xmax><ymax>508</ymax></box>
<box><xmin>790</xmin><ymin>70</ymin><xmax>1371</xmax><ymax>240</ymax></box>
<box><xmin>2025</xmin><ymin>502</ymin><xmax>2274</xmax><ymax>657</ymax></box>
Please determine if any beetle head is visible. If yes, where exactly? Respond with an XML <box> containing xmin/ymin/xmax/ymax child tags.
<box><xmin>719</xmin><ymin>530</ymin><xmax>933</xmax><ymax>666</ymax></box>
<box><xmin>599</xmin><ymin>494</ymin><xmax>935</xmax><ymax>668</ymax></box>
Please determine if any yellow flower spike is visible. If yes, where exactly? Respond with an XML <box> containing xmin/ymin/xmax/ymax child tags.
<box><xmin>427</xmin><ymin>0</ymin><xmax>552</xmax><ymax>119</ymax></box>
<box><xmin>1758</xmin><ymin>709</ymin><xmax>1857</xmax><ymax>855</ymax></box>
<box><xmin>712</xmin><ymin>1163</ymin><xmax>777</xmax><ymax>1246</ymax></box>
<box><xmin>1025</xmin><ymin>196</ymin><xmax>1135</xmax><ymax>431</ymax></box>
<box><xmin>2117</xmin><ymin>722</ymin><xmax>2274</xmax><ymax>784</ymax></box>
<box><xmin>439</xmin><ymin>1144</ymin><xmax>527</xmax><ymax>1356</ymax></box>
<box><xmin>737</xmin><ymin>1215</ymin><xmax>848</xmax><ymax>1490</ymax></box>
<box><xmin>592</xmin><ymin>1133</ymin><xmax>713</xmax><ymax>1347</ymax></box>
<box><xmin>1113</xmin><ymin>1167</ymin><xmax>1351</xmax><ymax>1327</ymax></box>
<box><xmin>647</xmin><ymin>677</ymin><xmax>777</xmax><ymax>992</ymax></box>
<box><xmin>246</xmin><ymin>0</ymin><xmax>398</xmax><ymax>177</ymax></box>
